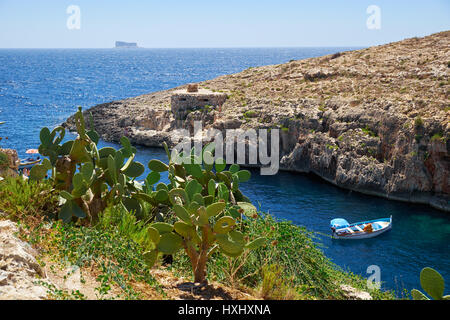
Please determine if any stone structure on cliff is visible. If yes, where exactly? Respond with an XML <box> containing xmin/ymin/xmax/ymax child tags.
<box><xmin>171</xmin><ymin>88</ymin><xmax>227</xmax><ymax>121</ymax></box>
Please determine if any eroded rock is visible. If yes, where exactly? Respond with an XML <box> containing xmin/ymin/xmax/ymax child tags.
<box><xmin>0</xmin><ymin>148</ymin><xmax>19</xmax><ymax>178</ymax></box>
<box><xmin>63</xmin><ymin>31</ymin><xmax>450</xmax><ymax>211</ymax></box>
<box><xmin>0</xmin><ymin>220</ymin><xmax>53</xmax><ymax>300</ymax></box>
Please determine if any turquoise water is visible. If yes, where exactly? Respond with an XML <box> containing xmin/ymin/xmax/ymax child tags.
<box><xmin>0</xmin><ymin>49</ymin><xmax>449</xmax><ymax>294</ymax></box>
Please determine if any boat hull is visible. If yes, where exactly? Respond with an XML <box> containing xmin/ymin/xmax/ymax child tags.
<box><xmin>19</xmin><ymin>160</ymin><xmax>41</xmax><ymax>170</ymax></box>
<box><xmin>332</xmin><ymin>224</ymin><xmax>391</xmax><ymax>239</ymax></box>
<box><xmin>331</xmin><ymin>217</ymin><xmax>392</xmax><ymax>239</ymax></box>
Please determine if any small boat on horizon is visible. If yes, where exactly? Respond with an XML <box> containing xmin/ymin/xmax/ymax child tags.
<box><xmin>330</xmin><ymin>216</ymin><xmax>392</xmax><ymax>239</ymax></box>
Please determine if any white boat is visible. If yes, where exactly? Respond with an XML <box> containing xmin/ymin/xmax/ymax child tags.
<box><xmin>331</xmin><ymin>216</ymin><xmax>392</xmax><ymax>239</ymax></box>
<box><xmin>19</xmin><ymin>159</ymin><xmax>41</xmax><ymax>170</ymax></box>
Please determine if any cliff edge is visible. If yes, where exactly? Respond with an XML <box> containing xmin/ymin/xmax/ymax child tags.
<box><xmin>65</xmin><ymin>31</ymin><xmax>450</xmax><ymax>211</ymax></box>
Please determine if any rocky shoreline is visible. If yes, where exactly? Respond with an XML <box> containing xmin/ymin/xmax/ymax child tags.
<box><xmin>64</xmin><ymin>31</ymin><xmax>450</xmax><ymax>212</ymax></box>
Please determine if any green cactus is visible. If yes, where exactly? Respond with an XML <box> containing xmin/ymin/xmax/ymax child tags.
<box><xmin>411</xmin><ymin>267</ymin><xmax>450</xmax><ymax>300</ymax></box>
<box><xmin>30</xmin><ymin>107</ymin><xmax>151</xmax><ymax>224</ymax></box>
<box><xmin>28</xmin><ymin>107</ymin><xmax>266</xmax><ymax>282</ymax></box>
<box><xmin>144</xmin><ymin>191</ymin><xmax>265</xmax><ymax>283</ymax></box>
<box><xmin>141</xmin><ymin>142</ymin><xmax>265</xmax><ymax>283</ymax></box>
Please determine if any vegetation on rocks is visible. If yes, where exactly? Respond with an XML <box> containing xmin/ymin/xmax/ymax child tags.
<box><xmin>2</xmin><ymin>181</ymin><xmax>394</xmax><ymax>300</ymax></box>
<box><xmin>0</xmin><ymin>177</ymin><xmax>59</xmax><ymax>221</ymax></box>
<box><xmin>0</xmin><ymin>151</ymin><xmax>7</xmax><ymax>169</ymax></box>
<box><xmin>169</xmin><ymin>212</ymin><xmax>394</xmax><ymax>300</ymax></box>
<box><xmin>0</xmin><ymin>112</ymin><xmax>396</xmax><ymax>300</ymax></box>
<box><xmin>0</xmin><ymin>122</ymin><xmax>10</xmax><ymax>170</ymax></box>
<box><xmin>65</xmin><ymin>31</ymin><xmax>450</xmax><ymax>212</ymax></box>
<box><xmin>142</xmin><ymin>144</ymin><xmax>266</xmax><ymax>283</ymax></box>
<box><xmin>25</xmin><ymin>106</ymin><xmax>265</xmax><ymax>285</ymax></box>
<box><xmin>30</xmin><ymin>107</ymin><xmax>148</xmax><ymax>223</ymax></box>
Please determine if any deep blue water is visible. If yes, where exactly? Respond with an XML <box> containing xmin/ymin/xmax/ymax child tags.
<box><xmin>0</xmin><ymin>48</ymin><xmax>449</xmax><ymax>295</ymax></box>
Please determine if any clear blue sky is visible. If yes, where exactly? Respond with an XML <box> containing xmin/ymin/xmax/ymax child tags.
<box><xmin>0</xmin><ymin>0</ymin><xmax>448</xmax><ymax>48</ymax></box>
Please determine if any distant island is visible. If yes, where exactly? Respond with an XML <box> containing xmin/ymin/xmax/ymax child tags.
<box><xmin>115</xmin><ymin>41</ymin><xmax>138</xmax><ymax>48</ymax></box>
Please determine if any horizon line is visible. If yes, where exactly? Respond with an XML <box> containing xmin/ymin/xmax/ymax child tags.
<box><xmin>0</xmin><ymin>45</ymin><xmax>367</xmax><ymax>50</ymax></box>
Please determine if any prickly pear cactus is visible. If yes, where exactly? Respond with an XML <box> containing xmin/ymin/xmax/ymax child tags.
<box><xmin>141</xmin><ymin>142</ymin><xmax>265</xmax><ymax>283</ymax></box>
<box><xmin>411</xmin><ymin>267</ymin><xmax>449</xmax><ymax>300</ymax></box>
<box><xmin>30</xmin><ymin>107</ymin><xmax>150</xmax><ymax>224</ymax></box>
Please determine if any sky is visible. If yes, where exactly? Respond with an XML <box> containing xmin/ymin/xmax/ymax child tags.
<box><xmin>0</xmin><ymin>0</ymin><xmax>448</xmax><ymax>48</ymax></box>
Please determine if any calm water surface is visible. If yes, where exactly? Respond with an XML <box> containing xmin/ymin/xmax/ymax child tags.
<box><xmin>0</xmin><ymin>48</ymin><xmax>448</xmax><ymax>294</ymax></box>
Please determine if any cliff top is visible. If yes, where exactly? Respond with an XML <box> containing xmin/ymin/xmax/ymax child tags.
<box><xmin>205</xmin><ymin>30</ymin><xmax>449</xmax><ymax>126</ymax></box>
<box><xmin>118</xmin><ymin>31</ymin><xmax>449</xmax><ymax>129</ymax></box>
<box><xmin>66</xmin><ymin>31</ymin><xmax>450</xmax><ymax>211</ymax></box>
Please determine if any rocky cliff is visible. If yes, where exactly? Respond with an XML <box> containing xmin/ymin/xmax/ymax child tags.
<box><xmin>0</xmin><ymin>220</ymin><xmax>51</xmax><ymax>300</ymax></box>
<box><xmin>0</xmin><ymin>148</ymin><xmax>19</xmax><ymax>178</ymax></box>
<box><xmin>64</xmin><ymin>31</ymin><xmax>450</xmax><ymax>211</ymax></box>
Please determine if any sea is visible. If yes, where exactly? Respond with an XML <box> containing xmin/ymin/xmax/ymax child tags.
<box><xmin>0</xmin><ymin>48</ymin><xmax>449</xmax><ymax>295</ymax></box>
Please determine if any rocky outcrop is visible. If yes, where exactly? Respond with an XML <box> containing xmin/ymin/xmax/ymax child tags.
<box><xmin>340</xmin><ymin>285</ymin><xmax>372</xmax><ymax>300</ymax></box>
<box><xmin>64</xmin><ymin>31</ymin><xmax>450</xmax><ymax>212</ymax></box>
<box><xmin>0</xmin><ymin>220</ymin><xmax>53</xmax><ymax>300</ymax></box>
<box><xmin>0</xmin><ymin>148</ymin><xmax>19</xmax><ymax>178</ymax></box>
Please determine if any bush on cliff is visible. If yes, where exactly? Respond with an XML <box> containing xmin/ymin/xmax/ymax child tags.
<box><xmin>169</xmin><ymin>212</ymin><xmax>395</xmax><ymax>300</ymax></box>
<box><xmin>0</xmin><ymin>151</ymin><xmax>8</xmax><ymax>169</ymax></box>
<box><xmin>0</xmin><ymin>177</ymin><xmax>59</xmax><ymax>221</ymax></box>
<box><xmin>0</xmin><ymin>108</ymin><xmax>396</xmax><ymax>299</ymax></box>
<box><xmin>1</xmin><ymin>176</ymin><xmax>395</xmax><ymax>300</ymax></box>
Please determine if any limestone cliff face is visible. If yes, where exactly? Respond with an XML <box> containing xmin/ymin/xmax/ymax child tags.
<box><xmin>0</xmin><ymin>220</ymin><xmax>51</xmax><ymax>300</ymax></box>
<box><xmin>64</xmin><ymin>31</ymin><xmax>450</xmax><ymax>211</ymax></box>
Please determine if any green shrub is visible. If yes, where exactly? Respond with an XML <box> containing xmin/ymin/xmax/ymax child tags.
<box><xmin>326</xmin><ymin>144</ymin><xmax>338</xmax><ymax>151</ymax></box>
<box><xmin>0</xmin><ymin>151</ymin><xmax>8</xmax><ymax>168</ymax></box>
<box><xmin>414</xmin><ymin>116</ymin><xmax>424</xmax><ymax>128</ymax></box>
<box><xmin>243</xmin><ymin>110</ymin><xmax>257</xmax><ymax>118</ymax></box>
<box><xmin>142</xmin><ymin>144</ymin><xmax>265</xmax><ymax>283</ymax></box>
<box><xmin>431</xmin><ymin>133</ymin><xmax>443</xmax><ymax>142</ymax></box>
<box><xmin>29</xmin><ymin>107</ymin><xmax>154</xmax><ymax>224</ymax></box>
<box><xmin>259</xmin><ymin>264</ymin><xmax>301</xmax><ymax>300</ymax></box>
<box><xmin>0</xmin><ymin>177</ymin><xmax>59</xmax><ymax>220</ymax></box>
<box><xmin>45</xmin><ymin>217</ymin><xmax>163</xmax><ymax>299</ymax></box>
<box><xmin>362</xmin><ymin>125</ymin><xmax>377</xmax><ymax>137</ymax></box>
